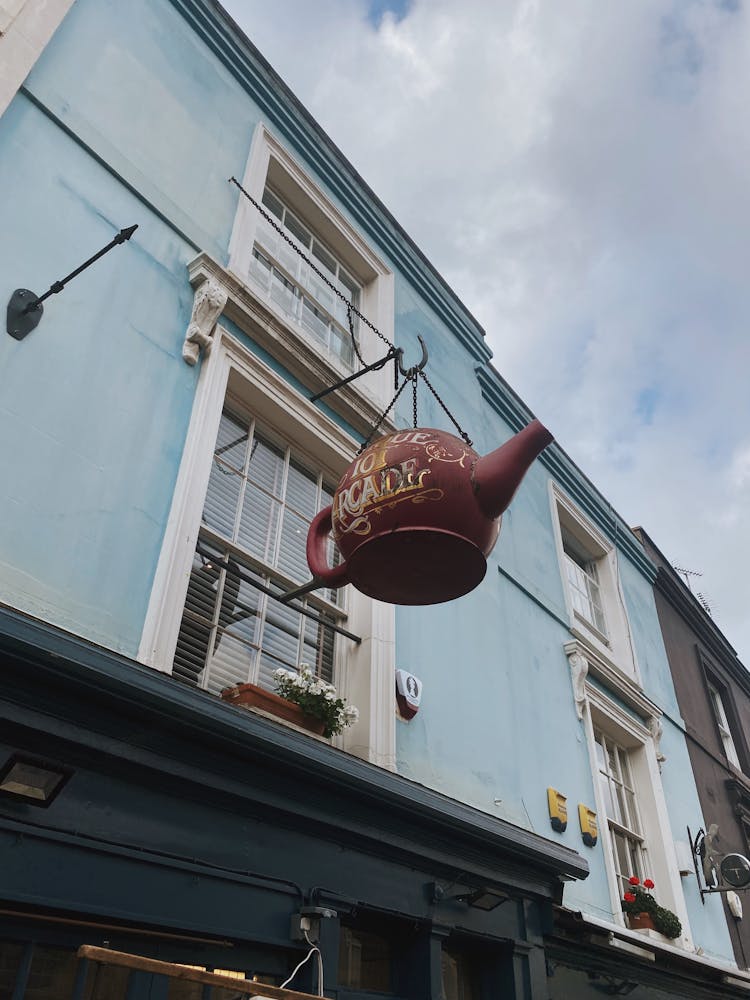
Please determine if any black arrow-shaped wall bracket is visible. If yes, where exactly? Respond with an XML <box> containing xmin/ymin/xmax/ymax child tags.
<box><xmin>6</xmin><ymin>224</ymin><xmax>138</xmax><ymax>341</ymax></box>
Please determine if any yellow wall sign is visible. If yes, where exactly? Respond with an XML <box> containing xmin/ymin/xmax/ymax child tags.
<box><xmin>578</xmin><ymin>804</ymin><xmax>598</xmax><ymax>847</ymax></box>
<box><xmin>547</xmin><ymin>788</ymin><xmax>568</xmax><ymax>833</ymax></box>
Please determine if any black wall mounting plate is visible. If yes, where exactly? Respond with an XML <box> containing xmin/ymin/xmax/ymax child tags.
<box><xmin>7</xmin><ymin>289</ymin><xmax>43</xmax><ymax>341</ymax></box>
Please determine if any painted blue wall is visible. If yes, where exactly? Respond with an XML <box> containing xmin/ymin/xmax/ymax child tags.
<box><xmin>0</xmin><ymin>0</ymin><xmax>735</xmax><ymax>966</ymax></box>
<box><xmin>0</xmin><ymin>94</ymin><xmax>198</xmax><ymax>653</ymax></box>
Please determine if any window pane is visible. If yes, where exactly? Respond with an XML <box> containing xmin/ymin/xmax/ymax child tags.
<box><xmin>598</xmin><ymin>773</ymin><xmax>617</xmax><ymax>823</ymax></box>
<box><xmin>247</xmin><ymin>436</ymin><xmax>285</xmax><ymax>497</ymax></box>
<box><xmin>269</xmin><ymin>269</ymin><xmax>298</xmax><ymax>314</ymax></box>
<box><xmin>203</xmin><ymin>460</ymin><xmax>242</xmax><ymax>538</ymax></box>
<box><xmin>302</xmin><ymin>612</ymin><xmax>335</xmax><ymax>684</ymax></box>
<box><xmin>257</xmin><ymin>602</ymin><xmax>303</xmax><ymax>688</ymax></box>
<box><xmin>214</xmin><ymin>411</ymin><xmax>249</xmax><ymax>471</ymax></box>
<box><xmin>207</xmin><ymin>632</ymin><xmax>257</xmax><ymax>694</ymax></box>
<box><xmin>261</xmin><ymin>187</ymin><xmax>284</xmax><ymax>220</ymax></box>
<box><xmin>311</xmin><ymin>239</ymin><xmax>336</xmax><ymax>276</ymax></box>
<box><xmin>330</xmin><ymin>323</ymin><xmax>354</xmax><ymax>367</ymax></box>
<box><xmin>286</xmin><ymin>459</ymin><xmax>318</xmax><ymax>519</ymax></box>
<box><xmin>338</xmin><ymin>928</ymin><xmax>391</xmax><ymax>993</ymax></box>
<box><xmin>285</xmin><ymin>210</ymin><xmax>311</xmax><ymax>248</ymax></box>
<box><xmin>238</xmin><ymin>485</ymin><xmax>281</xmax><ymax>563</ymax></box>
<box><xmin>173</xmin><ymin>613</ymin><xmax>212</xmax><ymax>688</ymax></box>
<box><xmin>278</xmin><ymin>508</ymin><xmax>311</xmax><ymax>582</ymax></box>
<box><xmin>218</xmin><ymin>570</ymin><xmax>261</xmax><ymax>644</ymax></box>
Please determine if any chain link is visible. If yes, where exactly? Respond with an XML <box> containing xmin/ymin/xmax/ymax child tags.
<box><xmin>412</xmin><ymin>374</ymin><xmax>419</xmax><ymax>429</ymax></box>
<box><xmin>357</xmin><ymin>377</ymin><xmax>410</xmax><ymax>454</ymax></box>
<box><xmin>418</xmin><ymin>369</ymin><xmax>473</xmax><ymax>447</ymax></box>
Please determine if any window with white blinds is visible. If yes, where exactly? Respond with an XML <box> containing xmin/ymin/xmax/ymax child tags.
<box><xmin>173</xmin><ymin>407</ymin><xmax>342</xmax><ymax>695</ymax></box>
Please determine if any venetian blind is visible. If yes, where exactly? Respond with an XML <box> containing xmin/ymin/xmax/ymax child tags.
<box><xmin>173</xmin><ymin>408</ymin><xmax>340</xmax><ymax>695</ymax></box>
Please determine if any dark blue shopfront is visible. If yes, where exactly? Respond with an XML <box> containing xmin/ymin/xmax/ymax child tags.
<box><xmin>0</xmin><ymin>609</ymin><xmax>586</xmax><ymax>999</ymax></box>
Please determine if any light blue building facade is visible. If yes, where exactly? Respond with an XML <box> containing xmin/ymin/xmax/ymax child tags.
<box><xmin>0</xmin><ymin>2</ymin><xmax>745</xmax><ymax>997</ymax></box>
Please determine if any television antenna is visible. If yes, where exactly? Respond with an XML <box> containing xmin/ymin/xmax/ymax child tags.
<box><xmin>673</xmin><ymin>565</ymin><xmax>702</xmax><ymax>593</ymax></box>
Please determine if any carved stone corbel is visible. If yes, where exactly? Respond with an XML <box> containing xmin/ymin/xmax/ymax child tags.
<box><xmin>565</xmin><ymin>645</ymin><xmax>589</xmax><ymax>720</ymax></box>
<box><xmin>182</xmin><ymin>279</ymin><xmax>228</xmax><ymax>365</ymax></box>
<box><xmin>648</xmin><ymin>715</ymin><xmax>667</xmax><ymax>771</ymax></box>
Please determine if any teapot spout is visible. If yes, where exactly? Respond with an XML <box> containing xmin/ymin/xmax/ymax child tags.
<box><xmin>472</xmin><ymin>419</ymin><xmax>553</xmax><ymax>520</ymax></box>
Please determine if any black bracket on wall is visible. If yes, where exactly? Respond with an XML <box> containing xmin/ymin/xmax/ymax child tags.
<box><xmin>6</xmin><ymin>224</ymin><xmax>138</xmax><ymax>340</ymax></box>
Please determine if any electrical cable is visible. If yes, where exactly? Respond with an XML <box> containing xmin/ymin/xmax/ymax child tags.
<box><xmin>280</xmin><ymin>930</ymin><xmax>323</xmax><ymax>995</ymax></box>
<box><xmin>305</xmin><ymin>929</ymin><xmax>324</xmax><ymax>997</ymax></box>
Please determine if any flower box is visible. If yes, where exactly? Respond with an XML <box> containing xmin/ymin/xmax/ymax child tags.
<box><xmin>627</xmin><ymin>912</ymin><xmax>656</xmax><ymax>932</ymax></box>
<box><xmin>220</xmin><ymin>682</ymin><xmax>326</xmax><ymax>736</ymax></box>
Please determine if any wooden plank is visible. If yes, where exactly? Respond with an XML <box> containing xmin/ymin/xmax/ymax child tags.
<box><xmin>77</xmin><ymin>946</ymin><xmax>320</xmax><ymax>1000</ymax></box>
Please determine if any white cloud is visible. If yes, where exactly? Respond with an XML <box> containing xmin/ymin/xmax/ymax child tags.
<box><xmin>223</xmin><ymin>0</ymin><xmax>750</xmax><ymax>666</ymax></box>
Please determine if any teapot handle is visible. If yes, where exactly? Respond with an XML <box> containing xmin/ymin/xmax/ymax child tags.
<box><xmin>307</xmin><ymin>505</ymin><xmax>350</xmax><ymax>588</ymax></box>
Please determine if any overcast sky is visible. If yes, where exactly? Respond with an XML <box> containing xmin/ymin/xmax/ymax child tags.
<box><xmin>222</xmin><ymin>0</ymin><xmax>750</xmax><ymax>668</ymax></box>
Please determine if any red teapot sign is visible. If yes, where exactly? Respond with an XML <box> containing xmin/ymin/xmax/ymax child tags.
<box><xmin>306</xmin><ymin>420</ymin><xmax>552</xmax><ymax>605</ymax></box>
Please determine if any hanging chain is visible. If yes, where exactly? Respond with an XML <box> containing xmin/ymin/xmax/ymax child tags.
<box><xmin>357</xmin><ymin>377</ymin><xmax>410</xmax><ymax>454</ymax></box>
<box><xmin>418</xmin><ymin>369</ymin><xmax>473</xmax><ymax>447</ymax></box>
<box><xmin>347</xmin><ymin>304</ymin><xmax>366</xmax><ymax>368</ymax></box>
<box><xmin>230</xmin><ymin>177</ymin><xmax>395</xmax><ymax>351</ymax></box>
<box><xmin>412</xmin><ymin>374</ymin><xmax>419</xmax><ymax>428</ymax></box>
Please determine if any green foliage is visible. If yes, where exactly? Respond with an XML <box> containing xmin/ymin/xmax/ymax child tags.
<box><xmin>274</xmin><ymin>666</ymin><xmax>359</xmax><ymax>739</ymax></box>
<box><xmin>621</xmin><ymin>879</ymin><xmax>682</xmax><ymax>940</ymax></box>
<box><xmin>652</xmin><ymin>905</ymin><xmax>682</xmax><ymax>940</ymax></box>
<box><xmin>621</xmin><ymin>885</ymin><xmax>658</xmax><ymax>916</ymax></box>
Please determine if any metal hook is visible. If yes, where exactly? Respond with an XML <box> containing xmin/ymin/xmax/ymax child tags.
<box><xmin>396</xmin><ymin>334</ymin><xmax>429</xmax><ymax>378</ymax></box>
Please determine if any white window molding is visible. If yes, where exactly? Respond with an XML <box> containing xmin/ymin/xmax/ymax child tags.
<box><xmin>139</xmin><ymin>318</ymin><xmax>396</xmax><ymax>770</ymax></box>
<box><xmin>552</xmin><ymin>483</ymin><xmax>640</xmax><ymax>684</ymax></box>
<box><xmin>227</xmin><ymin>123</ymin><xmax>395</xmax><ymax>411</ymax></box>
<box><xmin>580</xmin><ymin>681</ymin><xmax>692</xmax><ymax>948</ymax></box>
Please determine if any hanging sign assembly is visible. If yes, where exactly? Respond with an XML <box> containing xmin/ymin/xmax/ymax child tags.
<box><xmin>690</xmin><ymin>825</ymin><xmax>750</xmax><ymax>902</ymax></box>
<box><xmin>6</xmin><ymin>224</ymin><xmax>138</xmax><ymax>340</ymax></box>
<box><xmin>231</xmin><ymin>178</ymin><xmax>553</xmax><ymax>607</ymax></box>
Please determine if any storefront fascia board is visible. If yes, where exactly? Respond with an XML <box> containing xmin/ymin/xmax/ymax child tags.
<box><xmin>0</xmin><ymin>606</ymin><xmax>588</xmax><ymax>899</ymax></box>
<box><xmin>550</xmin><ymin>907</ymin><xmax>750</xmax><ymax>1000</ymax></box>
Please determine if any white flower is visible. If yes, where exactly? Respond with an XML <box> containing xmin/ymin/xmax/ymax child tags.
<box><xmin>343</xmin><ymin>706</ymin><xmax>359</xmax><ymax>723</ymax></box>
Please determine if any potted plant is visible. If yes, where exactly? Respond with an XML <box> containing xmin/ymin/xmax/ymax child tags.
<box><xmin>622</xmin><ymin>877</ymin><xmax>682</xmax><ymax>939</ymax></box>
<box><xmin>273</xmin><ymin>666</ymin><xmax>359</xmax><ymax>738</ymax></box>
<box><xmin>221</xmin><ymin>666</ymin><xmax>358</xmax><ymax>739</ymax></box>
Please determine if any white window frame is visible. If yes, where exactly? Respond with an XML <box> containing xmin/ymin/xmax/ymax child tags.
<box><xmin>551</xmin><ymin>483</ymin><xmax>640</xmax><ymax>683</ymax></box>
<box><xmin>227</xmin><ymin>124</ymin><xmax>395</xmax><ymax>412</ymax></box>
<box><xmin>138</xmin><ymin>323</ymin><xmax>396</xmax><ymax>769</ymax></box>
<box><xmin>582</xmin><ymin>681</ymin><xmax>692</xmax><ymax>946</ymax></box>
<box><xmin>707</xmin><ymin>680</ymin><xmax>741</xmax><ymax>770</ymax></box>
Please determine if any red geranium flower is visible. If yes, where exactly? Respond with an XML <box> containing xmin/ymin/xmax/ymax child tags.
<box><xmin>628</xmin><ymin>876</ymin><xmax>640</xmax><ymax>886</ymax></box>
<box><xmin>644</xmin><ymin>879</ymin><xmax>655</xmax><ymax>889</ymax></box>
<box><xmin>624</xmin><ymin>892</ymin><xmax>636</xmax><ymax>903</ymax></box>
